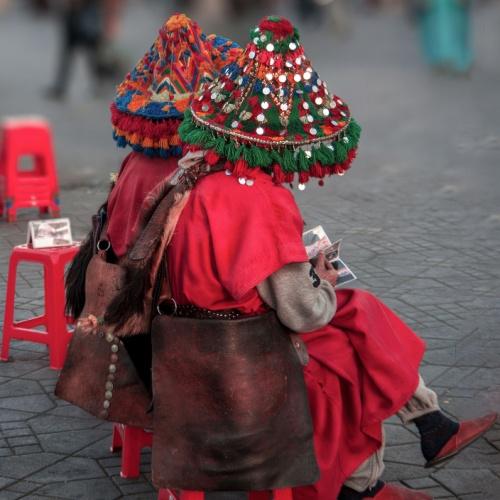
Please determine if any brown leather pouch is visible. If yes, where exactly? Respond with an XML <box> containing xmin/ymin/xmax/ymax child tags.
<box><xmin>151</xmin><ymin>311</ymin><xmax>319</xmax><ymax>491</ymax></box>
<box><xmin>55</xmin><ymin>232</ymin><xmax>153</xmax><ymax>428</ymax></box>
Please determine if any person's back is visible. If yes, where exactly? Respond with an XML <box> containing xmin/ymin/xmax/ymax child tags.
<box><xmin>167</xmin><ymin>168</ymin><xmax>308</xmax><ymax>314</ymax></box>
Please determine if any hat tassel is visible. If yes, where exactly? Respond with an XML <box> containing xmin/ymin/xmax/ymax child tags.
<box><xmin>233</xmin><ymin>158</ymin><xmax>254</xmax><ymax>179</ymax></box>
<box><xmin>272</xmin><ymin>164</ymin><xmax>286</xmax><ymax>184</ymax></box>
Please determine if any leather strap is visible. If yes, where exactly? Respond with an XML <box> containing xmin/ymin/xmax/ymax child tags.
<box><xmin>290</xmin><ymin>334</ymin><xmax>309</xmax><ymax>366</ymax></box>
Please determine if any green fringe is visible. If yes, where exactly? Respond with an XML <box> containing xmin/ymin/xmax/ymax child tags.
<box><xmin>314</xmin><ymin>144</ymin><xmax>335</xmax><ymax>166</ymax></box>
<box><xmin>180</xmin><ymin>109</ymin><xmax>361</xmax><ymax>174</ymax></box>
<box><xmin>281</xmin><ymin>148</ymin><xmax>296</xmax><ymax>172</ymax></box>
<box><xmin>335</xmin><ymin>142</ymin><xmax>347</xmax><ymax>164</ymax></box>
<box><xmin>296</xmin><ymin>150</ymin><xmax>309</xmax><ymax>172</ymax></box>
<box><xmin>288</xmin><ymin>100</ymin><xmax>305</xmax><ymax>136</ymax></box>
<box><xmin>265</xmin><ymin>105</ymin><xmax>282</xmax><ymax>132</ymax></box>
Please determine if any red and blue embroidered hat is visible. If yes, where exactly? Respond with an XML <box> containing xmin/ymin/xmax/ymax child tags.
<box><xmin>179</xmin><ymin>16</ymin><xmax>361</xmax><ymax>186</ymax></box>
<box><xmin>110</xmin><ymin>14</ymin><xmax>242</xmax><ymax>158</ymax></box>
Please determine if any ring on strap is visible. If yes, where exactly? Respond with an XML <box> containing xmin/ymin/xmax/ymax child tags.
<box><xmin>157</xmin><ymin>298</ymin><xmax>177</xmax><ymax>316</ymax></box>
<box><xmin>97</xmin><ymin>239</ymin><xmax>111</xmax><ymax>252</ymax></box>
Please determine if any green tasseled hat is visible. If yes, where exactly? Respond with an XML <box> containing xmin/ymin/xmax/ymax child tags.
<box><xmin>179</xmin><ymin>15</ymin><xmax>361</xmax><ymax>187</ymax></box>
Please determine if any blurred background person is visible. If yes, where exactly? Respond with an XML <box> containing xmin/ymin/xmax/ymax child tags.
<box><xmin>413</xmin><ymin>0</ymin><xmax>473</xmax><ymax>74</ymax></box>
<box><xmin>295</xmin><ymin>0</ymin><xmax>351</xmax><ymax>35</ymax></box>
<box><xmin>46</xmin><ymin>0</ymin><xmax>126</xmax><ymax>100</ymax></box>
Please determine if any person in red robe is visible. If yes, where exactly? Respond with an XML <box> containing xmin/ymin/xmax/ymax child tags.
<box><xmin>65</xmin><ymin>13</ymin><xmax>497</xmax><ymax>500</ymax></box>
<box><xmin>99</xmin><ymin>13</ymin><xmax>241</xmax><ymax>389</ymax></box>
<box><xmin>172</xmin><ymin>16</ymin><xmax>498</xmax><ymax>500</ymax></box>
<box><xmin>106</xmin><ymin>13</ymin><xmax>242</xmax><ymax>260</ymax></box>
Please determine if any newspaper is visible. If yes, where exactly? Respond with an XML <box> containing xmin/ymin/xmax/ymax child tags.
<box><xmin>302</xmin><ymin>225</ymin><xmax>357</xmax><ymax>287</ymax></box>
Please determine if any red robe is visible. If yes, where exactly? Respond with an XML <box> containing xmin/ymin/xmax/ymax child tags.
<box><xmin>107</xmin><ymin>152</ymin><xmax>179</xmax><ymax>258</ymax></box>
<box><xmin>167</xmin><ymin>169</ymin><xmax>425</xmax><ymax>499</ymax></box>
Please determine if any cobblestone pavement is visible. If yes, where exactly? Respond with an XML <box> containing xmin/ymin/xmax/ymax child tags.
<box><xmin>1</xmin><ymin>2</ymin><xmax>500</xmax><ymax>500</ymax></box>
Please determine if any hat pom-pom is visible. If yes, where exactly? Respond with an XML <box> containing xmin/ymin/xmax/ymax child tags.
<box><xmin>165</xmin><ymin>13</ymin><xmax>193</xmax><ymax>32</ymax></box>
<box><xmin>259</xmin><ymin>17</ymin><xmax>295</xmax><ymax>38</ymax></box>
<box><xmin>205</xmin><ymin>150</ymin><xmax>220</xmax><ymax>166</ymax></box>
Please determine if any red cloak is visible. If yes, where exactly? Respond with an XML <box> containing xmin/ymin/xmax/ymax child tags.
<box><xmin>167</xmin><ymin>169</ymin><xmax>425</xmax><ymax>499</ymax></box>
<box><xmin>107</xmin><ymin>152</ymin><xmax>179</xmax><ymax>258</ymax></box>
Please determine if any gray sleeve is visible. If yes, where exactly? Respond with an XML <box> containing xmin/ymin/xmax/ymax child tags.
<box><xmin>256</xmin><ymin>262</ymin><xmax>336</xmax><ymax>333</ymax></box>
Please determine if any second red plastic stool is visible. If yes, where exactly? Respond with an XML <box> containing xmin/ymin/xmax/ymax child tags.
<box><xmin>1</xmin><ymin>244</ymin><xmax>79</xmax><ymax>369</ymax></box>
<box><xmin>158</xmin><ymin>489</ymin><xmax>293</xmax><ymax>500</ymax></box>
<box><xmin>110</xmin><ymin>423</ymin><xmax>153</xmax><ymax>478</ymax></box>
<box><xmin>0</xmin><ymin>117</ymin><xmax>61</xmax><ymax>222</ymax></box>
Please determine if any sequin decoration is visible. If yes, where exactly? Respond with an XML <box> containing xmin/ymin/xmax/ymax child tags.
<box><xmin>184</xmin><ymin>15</ymin><xmax>359</xmax><ymax>187</ymax></box>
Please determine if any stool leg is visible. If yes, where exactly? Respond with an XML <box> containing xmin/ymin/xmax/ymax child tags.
<box><xmin>6</xmin><ymin>207</ymin><xmax>16</xmax><ymax>223</ymax></box>
<box><xmin>1</xmin><ymin>253</ymin><xmax>19</xmax><ymax>361</ymax></box>
<box><xmin>180</xmin><ymin>493</ymin><xmax>205</xmax><ymax>500</ymax></box>
<box><xmin>273</xmin><ymin>490</ymin><xmax>293</xmax><ymax>500</ymax></box>
<box><xmin>44</xmin><ymin>259</ymin><xmax>69</xmax><ymax>369</ymax></box>
<box><xmin>110</xmin><ymin>423</ymin><xmax>123</xmax><ymax>452</ymax></box>
<box><xmin>249</xmin><ymin>493</ymin><xmax>270</xmax><ymax>500</ymax></box>
<box><xmin>159</xmin><ymin>490</ymin><xmax>180</xmax><ymax>500</ymax></box>
<box><xmin>120</xmin><ymin>426</ymin><xmax>143</xmax><ymax>479</ymax></box>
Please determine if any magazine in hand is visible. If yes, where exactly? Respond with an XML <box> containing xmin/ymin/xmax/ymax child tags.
<box><xmin>302</xmin><ymin>225</ymin><xmax>357</xmax><ymax>287</ymax></box>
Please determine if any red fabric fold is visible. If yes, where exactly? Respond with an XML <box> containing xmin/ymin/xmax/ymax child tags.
<box><xmin>106</xmin><ymin>152</ymin><xmax>179</xmax><ymax>258</ymax></box>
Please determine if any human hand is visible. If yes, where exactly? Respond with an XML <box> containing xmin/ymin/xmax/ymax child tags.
<box><xmin>312</xmin><ymin>252</ymin><xmax>338</xmax><ymax>287</ymax></box>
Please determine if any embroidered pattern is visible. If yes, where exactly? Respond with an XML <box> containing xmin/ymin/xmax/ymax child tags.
<box><xmin>111</xmin><ymin>14</ymin><xmax>242</xmax><ymax>158</ymax></box>
<box><xmin>179</xmin><ymin>16</ymin><xmax>361</xmax><ymax>185</ymax></box>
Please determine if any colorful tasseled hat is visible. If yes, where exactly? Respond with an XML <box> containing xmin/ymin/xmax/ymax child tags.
<box><xmin>179</xmin><ymin>16</ymin><xmax>361</xmax><ymax>186</ymax></box>
<box><xmin>111</xmin><ymin>14</ymin><xmax>242</xmax><ymax>158</ymax></box>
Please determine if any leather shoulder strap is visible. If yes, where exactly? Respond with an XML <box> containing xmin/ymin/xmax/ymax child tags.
<box><xmin>128</xmin><ymin>185</ymin><xmax>180</xmax><ymax>262</ymax></box>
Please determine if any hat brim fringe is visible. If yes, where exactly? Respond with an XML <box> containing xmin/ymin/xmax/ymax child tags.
<box><xmin>179</xmin><ymin>109</ymin><xmax>361</xmax><ymax>183</ymax></box>
<box><xmin>110</xmin><ymin>103</ymin><xmax>184</xmax><ymax>157</ymax></box>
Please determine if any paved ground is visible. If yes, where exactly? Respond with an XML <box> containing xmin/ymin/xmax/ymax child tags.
<box><xmin>1</xmin><ymin>1</ymin><xmax>500</xmax><ymax>499</ymax></box>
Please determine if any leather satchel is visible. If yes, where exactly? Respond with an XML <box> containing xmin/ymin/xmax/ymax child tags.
<box><xmin>151</xmin><ymin>311</ymin><xmax>319</xmax><ymax>491</ymax></box>
<box><xmin>55</xmin><ymin>214</ymin><xmax>153</xmax><ymax>428</ymax></box>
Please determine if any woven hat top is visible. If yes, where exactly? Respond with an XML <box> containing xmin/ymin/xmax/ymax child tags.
<box><xmin>111</xmin><ymin>14</ymin><xmax>242</xmax><ymax>158</ymax></box>
<box><xmin>115</xmin><ymin>14</ymin><xmax>241</xmax><ymax>119</ymax></box>
<box><xmin>180</xmin><ymin>16</ymin><xmax>360</xmax><ymax>185</ymax></box>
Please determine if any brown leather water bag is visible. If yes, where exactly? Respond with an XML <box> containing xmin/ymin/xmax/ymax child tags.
<box><xmin>151</xmin><ymin>311</ymin><xmax>319</xmax><ymax>491</ymax></box>
<box><xmin>55</xmin><ymin>216</ymin><xmax>153</xmax><ymax>428</ymax></box>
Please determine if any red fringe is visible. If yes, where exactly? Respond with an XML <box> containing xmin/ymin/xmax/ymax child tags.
<box><xmin>110</xmin><ymin>103</ymin><xmax>180</xmax><ymax>140</ymax></box>
<box><xmin>183</xmin><ymin>144</ymin><xmax>202</xmax><ymax>154</ymax></box>
<box><xmin>310</xmin><ymin>162</ymin><xmax>324</xmax><ymax>178</ymax></box>
<box><xmin>224</xmin><ymin>160</ymin><xmax>233</xmax><ymax>172</ymax></box>
<box><xmin>272</xmin><ymin>164</ymin><xmax>286</xmax><ymax>184</ymax></box>
<box><xmin>299</xmin><ymin>171</ymin><xmax>310</xmax><ymax>184</ymax></box>
<box><xmin>284</xmin><ymin>172</ymin><xmax>295</xmax><ymax>184</ymax></box>
<box><xmin>341</xmin><ymin>148</ymin><xmax>357</xmax><ymax>172</ymax></box>
<box><xmin>205</xmin><ymin>150</ymin><xmax>220</xmax><ymax>166</ymax></box>
<box><xmin>232</xmin><ymin>158</ymin><xmax>254</xmax><ymax>179</ymax></box>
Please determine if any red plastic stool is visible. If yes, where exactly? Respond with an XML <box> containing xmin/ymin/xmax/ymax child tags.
<box><xmin>0</xmin><ymin>117</ymin><xmax>60</xmax><ymax>222</ymax></box>
<box><xmin>158</xmin><ymin>489</ymin><xmax>293</xmax><ymax>500</ymax></box>
<box><xmin>110</xmin><ymin>423</ymin><xmax>153</xmax><ymax>478</ymax></box>
<box><xmin>1</xmin><ymin>244</ymin><xmax>79</xmax><ymax>369</ymax></box>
